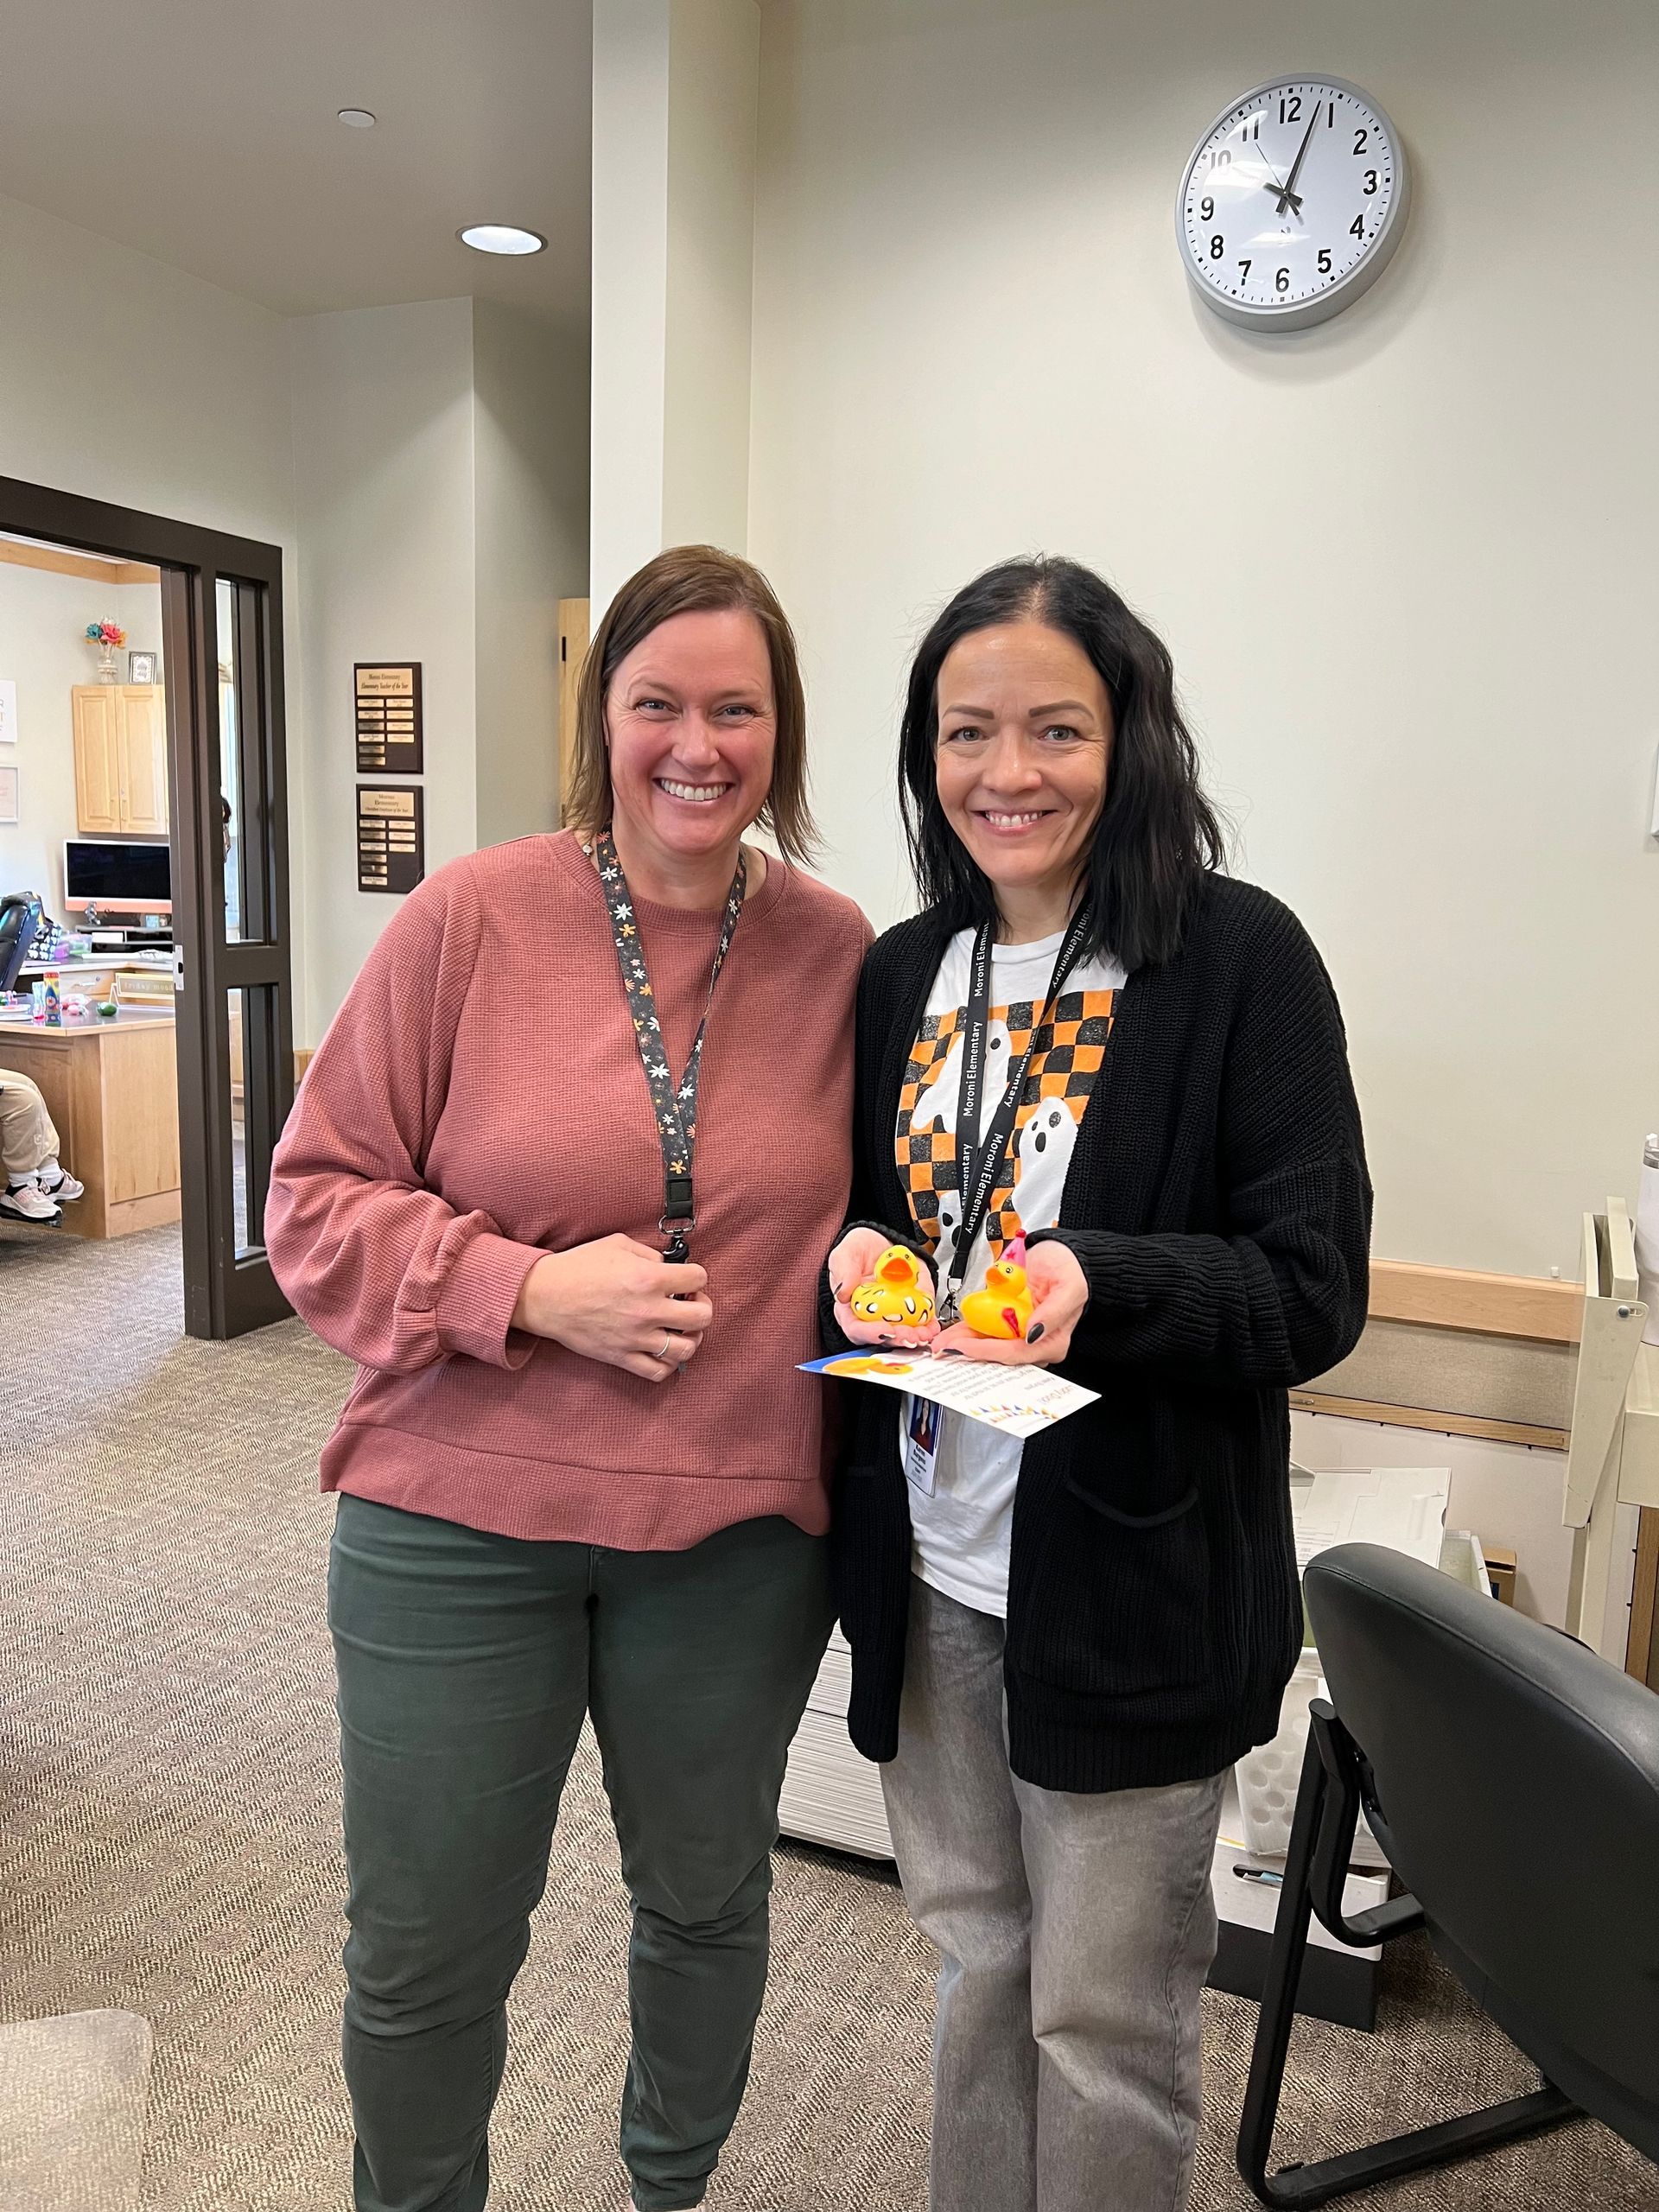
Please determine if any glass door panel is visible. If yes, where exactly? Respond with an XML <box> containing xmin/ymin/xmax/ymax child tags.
<box><xmin>217</xmin><ymin>576</ymin><xmax>244</xmax><ymax>944</ymax></box>
<box><xmin>164</xmin><ymin>556</ymin><xmax>295</xmax><ymax>1337</ymax></box>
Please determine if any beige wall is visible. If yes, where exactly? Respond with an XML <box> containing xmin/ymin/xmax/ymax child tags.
<box><xmin>590</xmin><ymin>0</ymin><xmax>760</xmax><ymax>614</ymax></box>
<box><xmin>662</xmin><ymin>0</ymin><xmax>760</xmax><ymax>552</ymax></box>
<box><xmin>0</xmin><ymin>196</ymin><xmax>589</xmax><ymax>1055</ymax></box>
<box><xmin>0</xmin><ymin>188</ymin><xmax>303</xmax><ymax>1008</ymax></box>
<box><xmin>0</xmin><ymin>191</ymin><xmax>294</xmax><ymax>542</ymax></box>
<box><xmin>293</xmin><ymin>298</ymin><xmax>590</xmax><ymax>1046</ymax></box>
<box><xmin>474</xmin><ymin>303</ymin><xmax>591</xmax><ymax>851</ymax></box>
<box><xmin>0</xmin><ymin>565</ymin><xmax>164</xmax><ymax>912</ymax></box>
<box><xmin>289</xmin><ymin>300</ymin><xmax>480</xmax><ymax>1044</ymax></box>
<box><xmin>749</xmin><ymin>0</ymin><xmax>1659</xmax><ymax>1280</ymax></box>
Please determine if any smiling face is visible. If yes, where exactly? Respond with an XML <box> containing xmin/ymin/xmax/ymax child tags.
<box><xmin>605</xmin><ymin>607</ymin><xmax>778</xmax><ymax>877</ymax></box>
<box><xmin>934</xmin><ymin>620</ymin><xmax>1112</xmax><ymax>925</ymax></box>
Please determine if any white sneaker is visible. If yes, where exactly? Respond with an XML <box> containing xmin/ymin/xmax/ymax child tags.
<box><xmin>36</xmin><ymin>1161</ymin><xmax>84</xmax><ymax>1202</ymax></box>
<box><xmin>1</xmin><ymin>1180</ymin><xmax>62</xmax><ymax>1224</ymax></box>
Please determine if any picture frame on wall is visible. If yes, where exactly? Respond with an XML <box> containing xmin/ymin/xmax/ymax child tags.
<box><xmin>128</xmin><ymin>651</ymin><xmax>158</xmax><ymax>685</ymax></box>
<box><xmin>0</xmin><ymin>763</ymin><xmax>17</xmax><ymax>825</ymax></box>
<box><xmin>0</xmin><ymin>678</ymin><xmax>16</xmax><ymax>742</ymax></box>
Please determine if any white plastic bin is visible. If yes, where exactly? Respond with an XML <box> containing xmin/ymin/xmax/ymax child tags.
<box><xmin>1236</xmin><ymin>1525</ymin><xmax>1495</xmax><ymax>1861</ymax></box>
<box><xmin>1235</xmin><ymin>1647</ymin><xmax>1323</xmax><ymax>1859</ymax></box>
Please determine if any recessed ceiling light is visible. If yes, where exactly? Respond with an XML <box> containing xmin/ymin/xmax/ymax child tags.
<box><xmin>337</xmin><ymin>108</ymin><xmax>376</xmax><ymax>128</ymax></box>
<box><xmin>458</xmin><ymin>225</ymin><xmax>546</xmax><ymax>257</ymax></box>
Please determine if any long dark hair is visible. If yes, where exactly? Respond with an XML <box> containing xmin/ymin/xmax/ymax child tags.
<box><xmin>899</xmin><ymin>556</ymin><xmax>1226</xmax><ymax>969</ymax></box>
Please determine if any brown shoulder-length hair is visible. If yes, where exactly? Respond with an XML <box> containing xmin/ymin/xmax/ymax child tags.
<box><xmin>565</xmin><ymin>543</ymin><xmax>819</xmax><ymax>866</ymax></box>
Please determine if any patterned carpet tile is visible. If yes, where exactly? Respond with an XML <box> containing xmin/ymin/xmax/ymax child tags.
<box><xmin>0</xmin><ymin>1222</ymin><xmax>1653</xmax><ymax>2209</ymax></box>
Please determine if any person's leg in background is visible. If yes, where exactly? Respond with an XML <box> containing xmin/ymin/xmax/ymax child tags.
<box><xmin>590</xmin><ymin>1515</ymin><xmax>834</xmax><ymax>2212</ymax></box>
<box><xmin>0</xmin><ymin>1069</ymin><xmax>78</xmax><ymax>1223</ymax></box>
<box><xmin>880</xmin><ymin>1578</ymin><xmax>1039</xmax><ymax>2212</ymax></box>
<box><xmin>328</xmin><ymin>1494</ymin><xmax>593</xmax><ymax>2212</ymax></box>
<box><xmin>1017</xmin><ymin>1764</ymin><xmax>1225</xmax><ymax>2212</ymax></box>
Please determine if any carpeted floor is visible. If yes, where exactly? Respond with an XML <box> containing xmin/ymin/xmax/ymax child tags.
<box><xmin>1</xmin><ymin>1220</ymin><xmax>1654</xmax><ymax>2211</ymax></box>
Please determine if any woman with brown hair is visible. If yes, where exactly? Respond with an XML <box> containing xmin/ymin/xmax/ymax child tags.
<box><xmin>267</xmin><ymin>545</ymin><xmax>868</xmax><ymax>2212</ymax></box>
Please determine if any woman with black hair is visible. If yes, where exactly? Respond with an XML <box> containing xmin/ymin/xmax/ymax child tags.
<box><xmin>824</xmin><ymin>556</ymin><xmax>1371</xmax><ymax>2212</ymax></box>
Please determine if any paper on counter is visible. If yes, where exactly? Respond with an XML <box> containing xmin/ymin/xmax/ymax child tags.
<box><xmin>798</xmin><ymin>1351</ymin><xmax>1097</xmax><ymax>1438</ymax></box>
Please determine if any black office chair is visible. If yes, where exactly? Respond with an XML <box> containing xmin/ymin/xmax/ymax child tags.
<box><xmin>1238</xmin><ymin>1541</ymin><xmax>1659</xmax><ymax>2207</ymax></box>
<box><xmin>0</xmin><ymin>893</ymin><xmax>43</xmax><ymax>995</ymax></box>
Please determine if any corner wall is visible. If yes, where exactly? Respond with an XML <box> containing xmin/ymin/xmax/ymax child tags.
<box><xmin>474</xmin><ymin>303</ymin><xmax>591</xmax><ymax>852</ymax></box>
<box><xmin>289</xmin><ymin>299</ymin><xmax>480</xmax><ymax>1042</ymax></box>
<box><xmin>291</xmin><ymin>298</ymin><xmax>591</xmax><ymax>1045</ymax></box>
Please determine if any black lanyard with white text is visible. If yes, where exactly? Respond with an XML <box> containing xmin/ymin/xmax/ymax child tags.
<box><xmin>940</xmin><ymin>908</ymin><xmax>1092</xmax><ymax>1320</ymax></box>
<box><xmin>594</xmin><ymin>828</ymin><xmax>745</xmax><ymax>1262</ymax></box>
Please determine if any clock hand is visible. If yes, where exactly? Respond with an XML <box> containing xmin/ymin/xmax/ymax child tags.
<box><xmin>1274</xmin><ymin>105</ymin><xmax>1322</xmax><ymax>216</ymax></box>
<box><xmin>1253</xmin><ymin>140</ymin><xmax>1301</xmax><ymax>217</ymax></box>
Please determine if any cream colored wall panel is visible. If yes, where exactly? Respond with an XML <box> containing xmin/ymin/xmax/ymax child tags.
<box><xmin>747</xmin><ymin>0</ymin><xmax>1659</xmax><ymax>1281</ymax></box>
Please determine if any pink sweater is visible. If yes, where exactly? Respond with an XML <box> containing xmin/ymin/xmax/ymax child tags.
<box><xmin>266</xmin><ymin>831</ymin><xmax>870</xmax><ymax>1549</ymax></box>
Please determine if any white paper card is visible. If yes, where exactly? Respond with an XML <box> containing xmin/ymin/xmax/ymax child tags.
<box><xmin>800</xmin><ymin>1351</ymin><xmax>1098</xmax><ymax>1438</ymax></box>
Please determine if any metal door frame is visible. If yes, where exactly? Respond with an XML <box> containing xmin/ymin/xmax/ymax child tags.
<box><xmin>0</xmin><ymin>474</ymin><xmax>295</xmax><ymax>1337</ymax></box>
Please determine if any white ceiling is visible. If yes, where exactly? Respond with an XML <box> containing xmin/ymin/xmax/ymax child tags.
<box><xmin>0</xmin><ymin>0</ymin><xmax>592</xmax><ymax>324</ymax></box>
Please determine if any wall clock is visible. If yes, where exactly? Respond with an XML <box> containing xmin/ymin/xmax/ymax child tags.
<box><xmin>1176</xmin><ymin>76</ymin><xmax>1411</xmax><ymax>331</ymax></box>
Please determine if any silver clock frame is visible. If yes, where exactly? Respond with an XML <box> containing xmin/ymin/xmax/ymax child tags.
<box><xmin>1175</xmin><ymin>74</ymin><xmax>1412</xmax><ymax>333</ymax></box>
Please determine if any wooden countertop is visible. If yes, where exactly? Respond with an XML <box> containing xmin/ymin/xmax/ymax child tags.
<box><xmin>18</xmin><ymin>956</ymin><xmax>175</xmax><ymax>977</ymax></box>
<box><xmin>0</xmin><ymin>1006</ymin><xmax>175</xmax><ymax>1039</ymax></box>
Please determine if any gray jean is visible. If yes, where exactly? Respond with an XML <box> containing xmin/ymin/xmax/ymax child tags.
<box><xmin>329</xmin><ymin>1496</ymin><xmax>833</xmax><ymax>2212</ymax></box>
<box><xmin>880</xmin><ymin>1577</ymin><xmax>1226</xmax><ymax>2212</ymax></box>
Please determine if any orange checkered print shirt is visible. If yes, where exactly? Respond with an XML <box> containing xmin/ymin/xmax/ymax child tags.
<box><xmin>895</xmin><ymin>971</ymin><xmax>1119</xmax><ymax>1264</ymax></box>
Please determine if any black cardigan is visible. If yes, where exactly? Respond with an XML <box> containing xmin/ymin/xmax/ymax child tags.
<box><xmin>825</xmin><ymin>872</ymin><xmax>1372</xmax><ymax>1793</ymax></box>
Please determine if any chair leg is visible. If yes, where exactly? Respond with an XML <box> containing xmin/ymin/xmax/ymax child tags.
<box><xmin>1236</xmin><ymin>1726</ymin><xmax>1332</xmax><ymax>2204</ymax></box>
<box><xmin>1236</xmin><ymin>1723</ymin><xmax>1580</xmax><ymax>2208</ymax></box>
<box><xmin>1248</xmin><ymin>2087</ymin><xmax>1580</xmax><ymax>2209</ymax></box>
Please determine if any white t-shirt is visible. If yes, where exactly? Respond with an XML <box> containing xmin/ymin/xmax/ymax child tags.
<box><xmin>894</xmin><ymin>926</ymin><xmax>1126</xmax><ymax>1616</ymax></box>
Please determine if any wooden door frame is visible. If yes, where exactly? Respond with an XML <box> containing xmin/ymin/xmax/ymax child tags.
<box><xmin>0</xmin><ymin>474</ymin><xmax>294</xmax><ymax>1338</ymax></box>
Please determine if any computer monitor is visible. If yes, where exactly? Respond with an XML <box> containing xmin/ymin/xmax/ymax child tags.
<box><xmin>62</xmin><ymin>838</ymin><xmax>172</xmax><ymax>918</ymax></box>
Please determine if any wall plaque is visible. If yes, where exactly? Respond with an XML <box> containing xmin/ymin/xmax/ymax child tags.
<box><xmin>354</xmin><ymin>663</ymin><xmax>423</xmax><ymax>773</ymax></box>
<box><xmin>357</xmin><ymin>784</ymin><xmax>425</xmax><ymax>894</ymax></box>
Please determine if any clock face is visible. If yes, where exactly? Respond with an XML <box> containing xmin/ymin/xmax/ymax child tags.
<box><xmin>1177</xmin><ymin>76</ymin><xmax>1410</xmax><ymax>331</ymax></box>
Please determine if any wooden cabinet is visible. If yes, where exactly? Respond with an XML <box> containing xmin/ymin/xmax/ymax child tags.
<box><xmin>73</xmin><ymin>684</ymin><xmax>122</xmax><ymax>831</ymax></box>
<box><xmin>72</xmin><ymin>684</ymin><xmax>168</xmax><ymax>835</ymax></box>
<box><xmin>0</xmin><ymin>1010</ymin><xmax>181</xmax><ymax>1238</ymax></box>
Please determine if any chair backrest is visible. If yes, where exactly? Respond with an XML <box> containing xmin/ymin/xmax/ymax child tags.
<box><xmin>1305</xmin><ymin>1543</ymin><xmax>1659</xmax><ymax>2159</ymax></box>
<box><xmin>0</xmin><ymin>893</ymin><xmax>43</xmax><ymax>993</ymax></box>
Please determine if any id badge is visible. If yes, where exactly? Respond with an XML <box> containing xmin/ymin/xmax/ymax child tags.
<box><xmin>904</xmin><ymin>1393</ymin><xmax>942</xmax><ymax>1497</ymax></box>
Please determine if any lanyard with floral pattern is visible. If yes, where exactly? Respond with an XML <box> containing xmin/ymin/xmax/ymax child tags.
<box><xmin>594</xmin><ymin>828</ymin><xmax>746</xmax><ymax>1261</ymax></box>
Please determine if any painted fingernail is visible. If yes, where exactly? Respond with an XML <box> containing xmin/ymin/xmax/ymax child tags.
<box><xmin>1026</xmin><ymin>1322</ymin><xmax>1046</xmax><ymax>1344</ymax></box>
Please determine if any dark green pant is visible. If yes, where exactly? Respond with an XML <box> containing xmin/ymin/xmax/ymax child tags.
<box><xmin>328</xmin><ymin>1494</ymin><xmax>833</xmax><ymax>2212</ymax></box>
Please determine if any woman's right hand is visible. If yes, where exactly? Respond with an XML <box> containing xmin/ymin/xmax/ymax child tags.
<box><xmin>512</xmin><ymin>1233</ymin><xmax>713</xmax><ymax>1384</ymax></box>
<box><xmin>826</xmin><ymin>1228</ymin><xmax>938</xmax><ymax>1348</ymax></box>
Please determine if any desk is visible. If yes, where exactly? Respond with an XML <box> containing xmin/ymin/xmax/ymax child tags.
<box><xmin>0</xmin><ymin>1007</ymin><xmax>180</xmax><ymax>1238</ymax></box>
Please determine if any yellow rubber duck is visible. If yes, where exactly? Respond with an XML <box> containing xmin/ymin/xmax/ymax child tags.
<box><xmin>849</xmin><ymin>1245</ymin><xmax>936</xmax><ymax>1330</ymax></box>
<box><xmin>959</xmin><ymin>1238</ymin><xmax>1035</xmax><ymax>1340</ymax></box>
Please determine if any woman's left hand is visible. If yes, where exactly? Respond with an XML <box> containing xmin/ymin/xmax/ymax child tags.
<box><xmin>931</xmin><ymin>1238</ymin><xmax>1090</xmax><ymax>1366</ymax></box>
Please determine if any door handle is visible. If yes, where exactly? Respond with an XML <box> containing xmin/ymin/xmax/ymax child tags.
<box><xmin>173</xmin><ymin>946</ymin><xmax>185</xmax><ymax>995</ymax></box>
